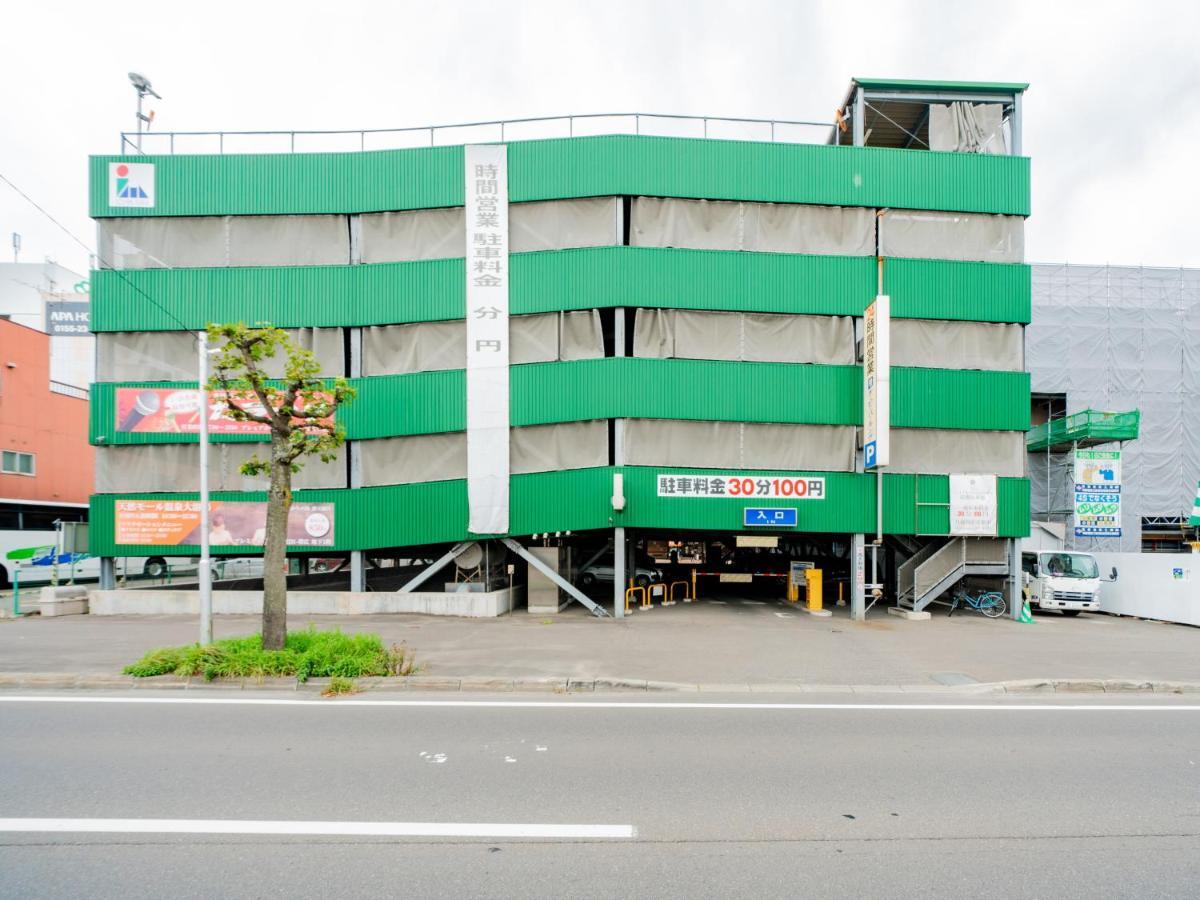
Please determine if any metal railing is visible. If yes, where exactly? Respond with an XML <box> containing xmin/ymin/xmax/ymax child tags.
<box><xmin>49</xmin><ymin>380</ymin><xmax>88</xmax><ymax>400</ymax></box>
<box><xmin>120</xmin><ymin>112</ymin><xmax>834</xmax><ymax>155</ymax></box>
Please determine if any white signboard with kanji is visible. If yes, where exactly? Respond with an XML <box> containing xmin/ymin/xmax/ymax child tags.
<box><xmin>656</xmin><ymin>474</ymin><xmax>826</xmax><ymax>499</ymax></box>
<box><xmin>465</xmin><ymin>144</ymin><xmax>510</xmax><ymax>534</ymax></box>
<box><xmin>949</xmin><ymin>473</ymin><xmax>998</xmax><ymax>536</ymax></box>
<box><xmin>863</xmin><ymin>295</ymin><xmax>890</xmax><ymax>469</ymax></box>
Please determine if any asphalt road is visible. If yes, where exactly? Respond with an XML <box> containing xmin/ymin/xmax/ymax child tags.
<box><xmin>1</xmin><ymin>692</ymin><xmax>1198</xmax><ymax>898</ymax></box>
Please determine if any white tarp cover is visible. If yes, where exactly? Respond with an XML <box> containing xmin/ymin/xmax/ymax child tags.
<box><xmin>887</xmin><ymin>428</ymin><xmax>1026</xmax><ymax>478</ymax></box>
<box><xmin>357</xmin><ymin>422</ymin><xmax>607</xmax><ymax>486</ymax></box>
<box><xmin>95</xmin><ymin>443</ymin><xmax>346</xmax><ymax>493</ymax></box>
<box><xmin>890</xmin><ymin>319</ymin><xmax>1024</xmax><ymax>371</ymax></box>
<box><xmin>1027</xmin><ymin>264</ymin><xmax>1200</xmax><ymax>552</ymax></box>
<box><xmin>97</xmin><ymin>216</ymin><xmax>351</xmax><ymax>269</ymax></box>
<box><xmin>464</xmin><ymin>144</ymin><xmax>510</xmax><ymax>534</ymax></box>
<box><xmin>359</xmin><ymin>197</ymin><xmax>620</xmax><ymax>264</ymax></box>
<box><xmin>632</xmin><ymin>309</ymin><xmax>855</xmax><ymax>365</ymax></box>
<box><xmin>97</xmin><ymin>329</ymin><xmax>345</xmax><ymax>381</ymax></box>
<box><xmin>362</xmin><ymin>312</ymin><xmax>602</xmax><ymax>375</ymax></box>
<box><xmin>879</xmin><ymin>209</ymin><xmax>1024</xmax><ymax>264</ymax></box>
<box><xmin>928</xmin><ymin>102</ymin><xmax>1008</xmax><ymax>155</ymax></box>
<box><xmin>631</xmin><ymin>197</ymin><xmax>875</xmax><ymax>255</ymax></box>
<box><xmin>622</xmin><ymin>419</ymin><xmax>856</xmax><ymax>472</ymax></box>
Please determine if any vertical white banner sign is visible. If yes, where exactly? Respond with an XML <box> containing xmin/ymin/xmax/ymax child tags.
<box><xmin>465</xmin><ymin>145</ymin><xmax>510</xmax><ymax>534</ymax></box>
<box><xmin>863</xmin><ymin>294</ymin><xmax>890</xmax><ymax>469</ymax></box>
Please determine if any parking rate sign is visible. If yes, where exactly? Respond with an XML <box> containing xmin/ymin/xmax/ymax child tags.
<box><xmin>863</xmin><ymin>295</ymin><xmax>890</xmax><ymax>469</ymax></box>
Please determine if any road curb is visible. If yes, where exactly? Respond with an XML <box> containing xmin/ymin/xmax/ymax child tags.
<box><xmin>2</xmin><ymin>673</ymin><xmax>1199</xmax><ymax>695</ymax></box>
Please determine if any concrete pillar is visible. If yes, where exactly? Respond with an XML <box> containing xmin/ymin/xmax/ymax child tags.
<box><xmin>851</xmin><ymin>534</ymin><xmax>866</xmax><ymax>621</ymax></box>
<box><xmin>350</xmin><ymin>551</ymin><xmax>365</xmax><ymax>592</ymax></box>
<box><xmin>100</xmin><ymin>557</ymin><xmax>116</xmax><ymax>590</ymax></box>
<box><xmin>527</xmin><ymin>546</ymin><xmax>563</xmax><ymax>615</ymax></box>
<box><xmin>613</xmin><ymin>526</ymin><xmax>626</xmax><ymax>617</ymax></box>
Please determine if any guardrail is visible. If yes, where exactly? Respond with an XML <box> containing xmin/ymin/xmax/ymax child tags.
<box><xmin>120</xmin><ymin>112</ymin><xmax>834</xmax><ymax>155</ymax></box>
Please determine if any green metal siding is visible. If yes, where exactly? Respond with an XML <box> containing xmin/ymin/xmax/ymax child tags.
<box><xmin>853</xmin><ymin>77</ymin><xmax>1028</xmax><ymax>93</ymax></box>
<box><xmin>90</xmin><ymin>134</ymin><xmax>1030</xmax><ymax>219</ymax></box>
<box><xmin>92</xmin><ymin>361</ymin><xmax>1029</xmax><ymax>445</ymax></box>
<box><xmin>91</xmin><ymin>248</ymin><xmax>1031</xmax><ymax>332</ymax></box>
<box><xmin>87</xmin><ymin>468</ymin><xmax>1029</xmax><ymax>555</ymax></box>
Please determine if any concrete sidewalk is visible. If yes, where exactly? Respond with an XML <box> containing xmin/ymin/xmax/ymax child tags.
<box><xmin>1</xmin><ymin>597</ymin><xmax>1197</xmax><ymax>690</ymax></box>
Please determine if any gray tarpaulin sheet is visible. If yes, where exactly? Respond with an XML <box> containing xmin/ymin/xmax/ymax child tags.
<box><xmin>360</xmin><ymin>198</ymin><xmax>620</xmax><ymax>264</ymax></box>
<box><xmin>887</xmin><ymin>429</ymin><xmax>1026</xmax><ymax>478</ymax></box>
<box><xmin>891</xmin><ymin>319</ymin><xmax>1024</xmax><ymax>371</ymax></box>
<box><xmin>357</xmin><ymin>422</ymin><xmax>606</xmax><ymax>486</ymax></box>
<box><xmin>929</xmin><ymin>102</ymin><xmax>1008</xmax><ymax>154</ymax></box>
<box><xmin>97</xmin><ymin>329</ymin><xmax>345</xmax><ymax>381</ymax></box>
<box><xmin>363</xmin><ymin>312</ymin><xmax>602</xmax><ymax>375</ymax></box>
<box><xmin>622</xmin><ymin>419</ymin><xmax>856</xmax><ymax>471</ymax></box>
<box><xmin>98</xmin><ymin>216</ymin><xmax>351</xmax><ymax>269</ymax></box>
<box><xmin>632</xmin><ymin>309</ymin><xmax>854</xmax><ymax>364</ymax></box>
<box><xmin>879</xmin><ymin>209</ymin><xmax>1023</xmax><ymax>263</ymax></box>
<box><xmin>95</xmin><ymin>444</ymin><xmax>346</xmax><ymax>493</ymax></box>
<box><xmin>1027</xmin><ymin>264</ymin><xmax>1200</xmax><ymax>552</ymax></box>
<box><xmin>631</xmin><ymin>197</ymin><xmax>875</xmax><ymax>255</ymax></box>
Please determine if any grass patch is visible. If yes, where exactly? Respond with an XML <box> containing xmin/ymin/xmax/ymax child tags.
<box><xmin>123</xmin><ymin>627</ymin><xmax>409</xmax><ymax>683</ymax></box>
<box><xmin>322</xmin><ymin>676</ymin><xmax>358</xmax><ymax>697</ymax></box>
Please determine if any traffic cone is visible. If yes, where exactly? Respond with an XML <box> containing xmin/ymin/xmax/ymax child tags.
<box><xmin>1018</xmin><ymin>600</ymin><xmax>1034</xmax><ymax>624</ymax></box>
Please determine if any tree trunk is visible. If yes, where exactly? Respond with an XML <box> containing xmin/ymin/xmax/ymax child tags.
<box><xmin>261</xmin><ymin>433</ymin><xmax>293</xmax><ymax>650</ymax></box>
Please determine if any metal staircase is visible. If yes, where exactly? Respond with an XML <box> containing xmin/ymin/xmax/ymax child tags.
<box><xmin>895</xmin><ymin>537</ymin><xmax>1009</xmax><ymax>613</ymax></box>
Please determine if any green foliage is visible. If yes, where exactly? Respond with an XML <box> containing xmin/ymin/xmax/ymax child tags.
<box><xmin>204</xmin><ymin>322</ymin><xmax>356</xmax><ymax>475</ymax></box>
<box><xmin>123</xmin><ymin>627</ymin><xmax>403</xmax><ymax>683</ymax></box>
<box><xmin>385</xmin><ymin>642</ymin><xmax>420</xmax><ymax>676</ymax></box>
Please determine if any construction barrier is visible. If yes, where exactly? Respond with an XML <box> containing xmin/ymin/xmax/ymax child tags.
<box><xmin>624</xmin><ymin>586</ymin><xmax>645</xmax><ymax>615</ymax></box>
<box><xmin>648</xmin><ymin>582</ymin><xmax>666</xmax><ymax>608</ymax></box>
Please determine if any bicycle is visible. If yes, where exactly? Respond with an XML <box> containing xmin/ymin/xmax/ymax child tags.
<box><xmin>948</xmin><ymin>587</ymin><xmax>1007</xmax><ymax>618</ymax></box>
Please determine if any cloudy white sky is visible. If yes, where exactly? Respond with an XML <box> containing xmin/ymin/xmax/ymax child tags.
<box><xmin>2</xmin><ymin>0</ymin><xmax>1198</xmax><ymax>276</ymax></box>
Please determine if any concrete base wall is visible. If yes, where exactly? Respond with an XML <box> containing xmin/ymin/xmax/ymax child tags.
<box><xmin>39</xmin><ymin>586</ymin><xmax>90</xmax><ymax>617</ymax></box>
<box><xmin>89</xmin><ymin>586</ymin><xmax>525</xmax><ymax>618</ymax></box>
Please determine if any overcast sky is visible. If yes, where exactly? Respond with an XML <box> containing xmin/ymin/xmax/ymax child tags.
<box><xmin>2</xmin><ymin>0</ymin><xmax>1198</xmax><ymax>276</ymax></box>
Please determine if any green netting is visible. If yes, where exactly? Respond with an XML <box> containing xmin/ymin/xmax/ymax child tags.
<box><xmin>1026</xmin><ymin>409</ymin><xmax>1140</xmax><ymax>452</ymax></box>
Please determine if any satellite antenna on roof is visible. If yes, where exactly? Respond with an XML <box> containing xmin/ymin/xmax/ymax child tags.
<box><xmin>128</xmin><ymin>72</ymin><xmax>162</xmax><ymax>152</ymax></box>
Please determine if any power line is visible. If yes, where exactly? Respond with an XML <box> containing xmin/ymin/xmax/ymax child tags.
<box><xmin>0</xmin><ymin>170</ymin><xmax>197</xmax><ymax>338</ymax></box>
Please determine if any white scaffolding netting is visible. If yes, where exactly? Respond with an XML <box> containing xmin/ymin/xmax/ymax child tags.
<box><xmin>1027</xmin><ymin>264</ymin><xmax>1200</xmax><ymax>552</ymax></box>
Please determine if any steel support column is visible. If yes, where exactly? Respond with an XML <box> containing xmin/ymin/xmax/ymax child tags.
<box><xmin>1008</xmin><ymin>537</ymin><xmax>1022</xmax><ymax>620</ymax></box>
<box><xmin>350</xmin><ymin>551</ymin><xmax>365</xmax><ymax>592</ymax></box>
<box><xmin>501</xmin><ymin>538</ymin><xmax>609</xmax><ymax>617</ymax></box>
<box><xmin>398</xmin><ymin>542</ymin><xmax>474</xmax><ymax>593</ymax></box>
<box><xmin>851</xmin><ymin>534</ymin><xmax>866</xmax><ymax>621</ymax></box>
<box><xmin>99</xmin><ymin>557</ymin><xmax>116</xmax><ymax>590</ymax></box>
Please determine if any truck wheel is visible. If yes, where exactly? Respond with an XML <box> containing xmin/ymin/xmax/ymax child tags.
<box><xmin>1060</xmin><ymin>610</ymin><xmax>1081</xmax><ymax>617</ymax></box>
<box><xmin>143</xmin><ymin>557</ymin><xmax>167</xmax><ymax>578</ymax></box>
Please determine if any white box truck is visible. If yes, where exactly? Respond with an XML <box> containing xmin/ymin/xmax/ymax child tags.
<box><xmin>1020</xmin><ymin>522</ymin><xmax>1114</xmax><ymax>616</ymax></box>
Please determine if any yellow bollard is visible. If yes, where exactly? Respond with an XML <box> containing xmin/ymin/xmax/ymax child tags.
<box><xmin>689</xmin><ymin>569</ymin><xmax>697</xmax><ymax>602</ymax></box>
<box><xmin>838</xmin><ymin>581</ymin><xmax>845</xmax><ymax>607</ymax></box>
<box><xmin>625</xmin><ymin>586</ymin><xmax>645</xmax><ymax>614</ymax></box>
<box><xmin>804</xmin><ymin>568</ymin><xmax>824</xmax><ymax>611</ymax></box>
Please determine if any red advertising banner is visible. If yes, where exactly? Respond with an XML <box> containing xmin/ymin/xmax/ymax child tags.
<box><xmin>114</xmin><ymin>500</ymin><xmax>336</xmax><ymax>547</ymax></box>
<box><xmin>115</xmin><ymin>388</ymin><xmax>334</xmax><ymax>435</ymax></box>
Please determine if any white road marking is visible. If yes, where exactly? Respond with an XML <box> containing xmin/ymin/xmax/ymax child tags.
<box><xmin>0</xmin><ymin>696</ymin><xmax>1196</xmax><ymax>712</ymax></box>
<box><xmin>0</xmin><ymin>818</ymin><xmax>634</xmax><ymax>839</ymax></box>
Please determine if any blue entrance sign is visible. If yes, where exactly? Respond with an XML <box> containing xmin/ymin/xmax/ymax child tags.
<box><xmin>743</xmin><ymin>507</ymin><xmax>798</xmax><ymax>528</ymax></box>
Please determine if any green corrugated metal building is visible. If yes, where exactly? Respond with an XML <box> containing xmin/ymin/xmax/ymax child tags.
<box><xmin>88</xmin><ymin>78</ymin><xmax>1032</xmax><ymax>619</ymax></box>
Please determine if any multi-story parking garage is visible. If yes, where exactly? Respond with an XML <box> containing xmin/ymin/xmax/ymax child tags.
<box><xmin>87</xmin><ymin>78</ymin><xmax>1032</xmax><ymax>620</ymax></box>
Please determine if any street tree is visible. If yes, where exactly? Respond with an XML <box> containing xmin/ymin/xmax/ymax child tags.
<box><xmin>207</xmin><ymin>324</ymin><xmax>356</xmax><ymax>650</ymax></box>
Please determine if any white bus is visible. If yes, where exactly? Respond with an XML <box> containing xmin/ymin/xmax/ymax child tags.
<box><xmin>0</xmin><ymin>499</ymin><xmax>195</xmax><ymax>589</ymax></box>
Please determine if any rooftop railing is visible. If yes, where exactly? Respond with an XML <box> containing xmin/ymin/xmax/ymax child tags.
<box><xmin>119</xmin><ymin>112</ymin><xmax>834</xmax><ymax>156</ymax></box>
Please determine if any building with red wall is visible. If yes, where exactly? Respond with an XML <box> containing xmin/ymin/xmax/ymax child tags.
<box><xmin>0</xmin><ymin>318</ymin><xmax>93</xmax><ymax>505</ymax></box>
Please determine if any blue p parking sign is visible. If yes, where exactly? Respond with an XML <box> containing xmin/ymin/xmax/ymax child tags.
<box><xmin>743</xmin><ymin>508</ymin><xmax>798</xmax><ymax>528</ymax></box>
